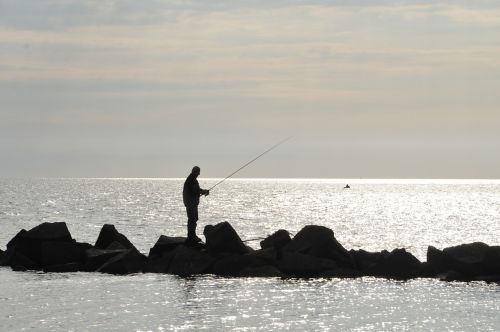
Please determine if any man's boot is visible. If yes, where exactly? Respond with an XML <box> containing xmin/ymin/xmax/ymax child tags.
<box><xmin>187</xmin><ymin>221</ymin><xmax>202</xmax><ymax>243</ymax></box>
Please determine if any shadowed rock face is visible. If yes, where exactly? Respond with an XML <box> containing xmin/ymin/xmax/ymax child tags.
<box><xmin>148</xmin><ymin>235</ymin><xmax>187</xmax><ymax>258</ymax></box>
<box><xmin>365</xmin><ymin>248</ymin><xmax>422</xmax><ymax>280</ymax></box>
<box><xmin>2</xmin><ymin>221</ymin><xmax>500</xmax><ymax>282</ymax></box>
<box><xmin>203</xmin><ymin>222</ymin><xmax>250</xmax><ymax>255</ymax></box>
<box><xmin>94</xmin><ymin>224</ymin><xmax>136</xmax><ymax>250</ymax></box>
<box><xmin>97</xmin><ymin>248</ymin><xmax>146</xmax><ymax>274</ymax></box>
<box><xmin>427</xmin><ymin>243</ymin><xmax>500</xmax><ymax>281</ymax></box>
<box><xmin>84</xmin><ymin>248</ymin><xmax>128</xmax><ymax>272</ymax></box>
<box><xmin>283</xmin><ymin>225</ymin><xmax>355</xmax><ymax>268</ymax></box>
<box><xmin>0</xmin><ymin>222</ymin><xmax>90</xmax><ymax>271</ymax></box>
<box><xmin>167</xmin><ymin>245</ymin><xmax>214</xmax><ymax>276</ymax></box>
<box><xmin>260</xmin><ymin>230</ymin><xmax>291</xmax><ymax>251</ymax></box>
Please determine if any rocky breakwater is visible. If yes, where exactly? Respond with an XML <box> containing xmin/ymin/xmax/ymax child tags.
<box><xmin>1</xmin><ymin>221</ymin><xmax>499</xmax><ymax>282</ymax></box>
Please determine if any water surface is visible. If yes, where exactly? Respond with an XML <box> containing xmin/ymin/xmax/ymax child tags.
<box><xmin>1</xmin><ymin>178</ymin><xmax>499</xmax><ymax>331</ymax></box>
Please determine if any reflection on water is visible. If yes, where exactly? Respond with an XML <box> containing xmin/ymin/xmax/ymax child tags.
<box><xmin>1</xmin><ymin>269</ymin><xmax>500</xmax><ymax>331</ymax></box>
<box><xmin>1</xmin><ymin>178</ymin><xmax>500</xmax><ymax>330</ymax></box>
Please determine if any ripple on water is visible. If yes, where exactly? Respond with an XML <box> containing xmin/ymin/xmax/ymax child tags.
<box><xmin>1</xmin><ymin>179</ymin><xmax>500</xmax><ymax>330</ymax></box>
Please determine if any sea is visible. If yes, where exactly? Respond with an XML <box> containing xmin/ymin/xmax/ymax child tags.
<box><xmin>1</xmin><ymin>178</ymin><xmax>500</xmax><ymax>331</ymax></box>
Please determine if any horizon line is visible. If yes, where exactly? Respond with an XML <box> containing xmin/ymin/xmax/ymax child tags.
<box><xmin>1</xmin><ymin>176</ymin><xmax>500</xmax><ymax>183</ymax></box>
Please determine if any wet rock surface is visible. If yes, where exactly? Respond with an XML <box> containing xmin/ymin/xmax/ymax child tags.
<box><xmin>2</xmin><ymin>221</ymin><xmax>499</xmax><ymax>282</ymax></box>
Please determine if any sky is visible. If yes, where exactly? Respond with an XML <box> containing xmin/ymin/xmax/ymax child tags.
<box><xmin>1</xmin><ymin>0</ymin><xmax>499</xmax><ymax>178</ymax></box>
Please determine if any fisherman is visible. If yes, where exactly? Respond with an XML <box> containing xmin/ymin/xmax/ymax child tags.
<box><xmin>183</xmin><ymin>166</ymin><xmax>209</xmax><ymax>243</ymax></box>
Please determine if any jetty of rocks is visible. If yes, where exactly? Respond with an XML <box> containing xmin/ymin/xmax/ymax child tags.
<box><xmin>1</xmin><ymin>222</ymin><xmax>499</xmax><ymax>282</ymax></box>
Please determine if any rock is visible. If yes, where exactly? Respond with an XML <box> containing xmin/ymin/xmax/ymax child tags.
<box><xmin>40</xmin><ymin>241</ymin><xmax>91</xmax><ymax>268</ymax></box>
<box><xmin>43</xmin><ymin>263</ymin><xmax>83</xmax><ymax>273</ymax></box>
<box><xmin>12</xmin><ymin>265</ymin><xmax>28</xmax><ymax>272</ymax></box>
<box><xmin>437</xmin><ymin>270</ymin><xmax>468</xmax><ymax>282</ymax></box>
<box><xmin>6</xmin><ymin>222</ymin><xmax>74</xmax><ymax>266</ymax></box>
<box><xmin>23</xmin><ymin>222</ymin><xmax>73</xmax><ymax>242</ymax></box>
<box><xmin>167</xmin><ymin>245</ymin><xmax>214</xmax><ymax>276</ymax></box>
<box><xmin>473</xmin><ymin>275</ymin><xmax>500</xmax><ymax>283</ymax></box>
<box><xmin>443</xmin><ymin>242</ymin><xmax>493</xmax><ymax>276</ymax></box>
<box><xmin>418</xmin><ymin>262</ymin><xmax>438</xmax><ymax>278</ymax></box>
<box><xmin>484</xmin><ymin>246</ymin><xmax>500</xmax><ymax>274</ymax></box>
<box><xmin>97</xmin><ymin>248</ymin><xmax>146</xmax><ymax>274</ymax></box>
<box><xmin>94</xmin><ymin>224</ymin><xmax>135</xmax><ymax>250</ymax></box>
<box><xmin>2</xmin><ymin>248</ymin><xmax>37</xmax><ymax>270</ymax></box>
<box><xmin>183</xmin><ymin>240</ymin><xmax>207</xmax><ymax>252</ymax></box>
<box><xmin>247</xmin><ymin>248</ymin><xmax>278</xmax><ymax>266</ymax></box>
<box><xmin>350</xmin><ymin>249</ymin><xmax>386</xmax><ymax>271</ymax></box>
<box><xmin>320</xmin><ymin>267</ymin><xmax>362</xmax><ymax>278</ymax></box>
<box><xmin>284</xmin><ymin>225</ymin><xmax>355</xmax><ymax>268</ymax></box>
<box><xmin>260</xmin><ymin>230</ymin><xmax>291</xmax><ymax>250</ymax></box>
<box><xmin>144</xmin><ymin>251</ymin><xmax>175</xmax><ymax>273</ymax></box>
<box><xmin>277</xmin><ymin>251</ymin><xmax>337</xmax><ymax>277</ymax></box>
<box><xmin>106</xmin><ymin>241</ymin><xmax>128</xmax><ymax>250</ymax></box>
<box><xmin>6</xmin><ymin>229</ymin><xmax>27</xmax><ymax>248</ymax></box>
<box><xmin>240</xmin><ymin>265</ymin><xmax>282</xmax><ymax>277</ymax></box>
<box><xmin>148</xmin><ymin>236</ymin><xmax>186</xmax><ymax>259</ymax></box>
<box><xmin>203</xmin><ymin>222</ymin><xmax>250</xmax><ymax>255</ymax></box>
<box><xmin>426</xmin><ymin>246</ymin><xmax>453</xmax><ymax>275</ymax></box>
<box><xmin>84</xmin><ymin>248</ymin><xmax>127</xmax><ymax>272</ymax></box>
<box><xmin>366</xmin><ymin>248</ymin><xmax>422</xmax><ymax>280</ymax></box>
<box><xmin>427</xmin><ymin>243</ymin><xmax>497</xmax><ymax>277</ymax></box>
<box><xmin>210</xmin><ymin>253</ymin><xmax>268</xmax><ymax>277</ymax></box>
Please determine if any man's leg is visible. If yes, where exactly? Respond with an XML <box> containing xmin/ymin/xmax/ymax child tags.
<box><xmin>186</xmin><ymin>205</ymin><xmax>200</xmax><ymax>241</ymax></box>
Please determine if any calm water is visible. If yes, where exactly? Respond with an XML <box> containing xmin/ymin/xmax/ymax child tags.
<box><xmin>1</xmin><ymin>178</ymin><xmax>500</xmax><ymax>331</ymax></box>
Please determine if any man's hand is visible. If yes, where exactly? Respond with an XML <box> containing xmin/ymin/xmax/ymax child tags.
<box><xmin>202</xmin><ymin>189</ymin><xmax>210</xmax><ymax>196</ymax></box>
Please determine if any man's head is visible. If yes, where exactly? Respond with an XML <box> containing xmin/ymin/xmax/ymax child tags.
<box><xmin>191</xmin><ymin>166</ymin><xmax>201</xmax><ymax>177</ymax></box>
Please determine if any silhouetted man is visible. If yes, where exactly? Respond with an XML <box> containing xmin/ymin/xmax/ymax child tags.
<box><xmin>183</xmin><ymin>166</ymin><xmax>209</xmax><ymax>242</ymax></box>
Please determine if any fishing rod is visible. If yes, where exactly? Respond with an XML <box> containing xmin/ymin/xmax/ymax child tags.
<box><xmin>208</xmin><ymin>136</ymin><xmax>292</xmax><ymax>191</ymax></box>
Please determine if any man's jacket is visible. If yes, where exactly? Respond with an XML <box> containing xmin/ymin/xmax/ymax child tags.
<box><xmin>183</xmin><ymin>173</ymin><xmax>202</xmax><ymax>207</ymax></box>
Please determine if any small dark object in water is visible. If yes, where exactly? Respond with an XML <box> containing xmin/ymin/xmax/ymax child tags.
<box><xmin>344</xmin><ymin>184</ymin><xmax>350</xmax><ymax>189</ymax></box>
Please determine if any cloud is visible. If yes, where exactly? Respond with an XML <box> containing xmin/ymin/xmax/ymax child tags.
<box><xmin>1</xmin><ymin>1</ymin><xmax>499</xmax><ymax>177</ymax></box>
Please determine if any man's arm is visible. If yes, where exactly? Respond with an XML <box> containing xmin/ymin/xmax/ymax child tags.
<box><xmin>188</xmin><ymin>178</ymin><xmax>209</xmax><ymax>196</ymax></box>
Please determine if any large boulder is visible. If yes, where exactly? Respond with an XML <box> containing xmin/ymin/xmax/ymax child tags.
<box><xmin>260</xmin><ymin>230</ymin><xmax>291</xmax><ymax>251</ymax></box>
<box><xmin>94</xmin><ymin>224</ymin><xmax>135</xmax><ymax>250</ymax></box>
<box><xmin>209</xmin><ymin>253</ymin><xmax>269</xmax><ymax>277</ymax></box>
<box><xmin>437</xmin><ymin>270</ymin><xmax>468</xmax><ymax>282</ymax></box>
<box><xmin>2</xmin><ymin>222</ymin><xmax>74</xmax><ymax>268</ymax></box>
<box><xmin>23</xmin><ymin>222</ymin><xmax>73</xmax><ymax>242</ymax></box>
<box><xmin>6</xmin><ymin>229</ymin><xmax>27</xmax><ymax>248</ymax></box>
<box><xmin>203</xmin><ymin>222</ymin><xmax>250</xmax><ymax>255</ymax></box>
<box><xmin>319</xmin><ymin>267</ymin><xmax>362</xmax><ymax>279</ymax></box>
<box><xmin>84</xmin><ymin>248</ymin><xmax>128</xmax><ymax>272</ymax></box>
<box><xmin>144</xmin><ymin>235</ymin><xmax>189</xmax><ymax>273</ymax></box>
<box><xmin>240</xmin><ymin>265</ymin><xmax>282</xmax><ymax>277</ymax></box>
<box><xmin>246</xmin><ymin>248</ymin><xmax>278</xmax><ymax>266</ymax></box>
<box><xmin>0</xmin><ymin>248</ymin><xmax>37</xmax><ymax>270</ymax></box>
<box><xmin>444</xmin><ymin>242</ymin><xmax>498</xmax><ymax>276</ymax></box>
<box><xmin>366</xmin><ymin>248</ymin><xmax>422</xmax><ymax>280</ymax></box>
<box><xmin>284</xmin><ymin>225</ymin><xmax>355</xmax><ymax>268</ymax></box>
<box><xmin>483</xmin><ymin>246</ymin><xmax>500</xmax><ymax>274</ymax></box>
<box><xmin>40</xmin><ymin>241</ymin><xmax>92</xmax><ymax>269</ymax></box>
<box><xmin>426</xmin><ymin>246</ymin><xmax>453</xmax><ymax>275</ymax></box>
<box><xmin>167</xmin><ymin>245</ymin><xmax>214</xmax><ymax>276</ymax></box>
<box><xmin>350</xmin><ymin>249</ymin><xmax>386</xmax><ymax>271</ymax></box>
<box><xmin>144</xmin><ymin>251</ymin><xmax>175</xmax><ymax>273</ymax></box>
<box><xmin>148</xmin><ymin>235</ymin><xmax>187</xmax><ymax>259</ymax></box>
<box><xmin>277</xmin><ymin>251</ymin><xmax>337</xmax><ymax>277</ymax></box>
<box><xmin>427</xmin><ymin>243</ymin><xmax>499</xmax><ymax>277</ymax></box>
<box><xmin>43</xmin><ymin>263</ymin><xmax>84</xmax><ymax>273</ymax></box>
<box><xmin>97</xmin><ymin>248</ymin><xmax>146</xmax><ymax>274</ymax></box>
